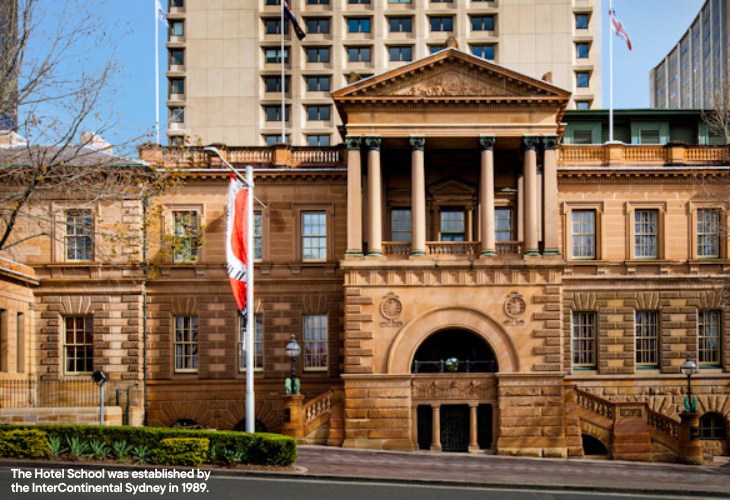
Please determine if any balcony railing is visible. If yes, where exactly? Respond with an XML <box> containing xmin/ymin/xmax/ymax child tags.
<box><xmin>426</xmin><ymin>241</ymin><xmax>479</xmax><ymax>257</ymax></box>
<box><xmin>559</xmin><ymin>143</ymin><xmax>730</xmax><ymax>167</ymax></box>
<box><xmin>0</xmin><ymin>378</ymin><xmax>139</xmax><ymax>408</ymax></box>
<box><xmin>381</xmin><ymin>241</ymin><xmax>524</xmax><ymax>257</ymax></box>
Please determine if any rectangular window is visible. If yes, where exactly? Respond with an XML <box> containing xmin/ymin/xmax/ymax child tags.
<box><xmin>169</xmin><ymin>49</ymin><xmax>184</xmax><ymax>66</ymax></box>
<box><xmin>698</xmin><ymin>310</ymin><xmax>721</xmax><ymax>365</ymax></box>
<box><xmin>306</xmin><ymin>135</ymin><xmax>331</xmax><ymax>146</ymax></box>
<box><xmin>265</xmin><ymin>48</ymin><xmax>289</xmax><ymax>63</ymax></box>
<box><xmin>264</xmin><ymin>135</ymin><xmax>288</xmax><ymax>146</ymax></box>
<box><xmin>576</xmin><ymin>42</ymin><xmax>590</xmax><ymax>59</ymax></box>
<box><xmin>264</xmin><ymin>18</ymin><xmax>289</xmax><ymax>34</ymax></box>
<box><xmin>471</xmin><ymin>15</ymin><xmax>494</xmax><ymax>31</ymax></box>
<box><xmin>16</xmin><ymin>312</ymin><xmax>24</xmax><ymax>373</ymax></box>
<box><xmin>65</xmin><ymin>209</ymin><xmax>93</xmax><ymax>261</ymax></box>
<box><xmin>389</xmin><ymin>0</ymin><xmax>412</xmax><ymax>3</ymax></box>
<box><xmin>306</xmin><ymin>76</ymin><xmax>331</xmax><ymax>92</ymax></box>
<box><xmin>239</xmin><ymin>315</ymin><xmax>264</xmax><ymax>371</ymax></box>
<box><xmin>64</xmin><ymin>316</ymin><xmax>93</xmax><ymax>374</ymax></box>
<box><xmin>347</xmin><ymin>17</ymin><xmax>371</xmax><ymax>33</ymax></box>
<box><xmin>254</xmin><ymin>212</ymin><xmax>263</xmax><ymax>260</ymax></box>
<box><xmin>306</xmin><ymin>105</ymin><xmax>330</xmax><ymax>121</ymax></box>
<box><xmin>572</xmin><ymin>129</ymin><xmax>593</xmax><ymax>144</ymax></box>
<box><xmin>170</xmin><ymin>0</ymin><xmax>184</xmax><ymax>6</ymax></box>
<box><xmin>349</xmin><ymin>0</ymin><xmax>370</xmax><ymax>3</ymax></box>
<box><xmin>347</xmin><ymin>46</ymin><xmax>372</xmax><ymax>62</ymax></box>
<box><xmin>429</xmin><ymin>45</ymin><xmax>446</xmax><ymax>54</ymax></box>
<box><xmin>302</xmin><ymin>211</ymin><xmax>327</xmax><ymax>260</ymax></box>
<box><xmin>169</xmin><ymin>78</ymin><xmax>184</xmax><ymax>95</ymax></box>
<box><xmin>388</xmin><ymin>45</ymin><xmax>413</xmax><ymax>62</ymax></box>
<box><xmin>440</xmin><ymin>210</ymin><xmax>465</xmax><ymax>241</ymax></box>
<box><xmin>263</xmin><ymin>76</ymin><xmax>289</xmax><ymax>93</ymax></box>
<box><xmin>635</xmin><ymin>311</ymin><xmax>659</xmax><ymax>367</ymax></box>
<box><xmin>305</xmin><ymin>47</ymin><xmax>330</xmax><ymax>63</ymax></box>
<box><xmin>575</xmin><ymin>101</ymin><xmax>592</xmax><ymax>110</ymax></box>
<box><xmin>174</xmin><ymin>315</ymin><xmax>198</xmax><ymax>372</ymax></box>
<box><xmin>639</xmin><ymin>129</ymin><xmax>661</xmax><ymax>144</ymax></box>
<box><xmin>471</xmin><ymin>44</ymin><xmax>494</xmax><ymax>60</ymax></box>
<box><xmin>495</xmin><ymin>207</ymin><xmax>514</xmax><ymax>242</ymax></box>
<box><xmin>172</xmin><ymin>210</ymin><xmax>199</xmax><ymax>262</ymax></box>
<box><xmin>391</xmin><ymin>209</ymin><xmax>412</xmax><ymax>242</ymax></box>
<box><xmin>430</xmin><ymin>16</ymin><xmax>453</xmax><ymax>32</ymax></box>
<box><xmin>170</xmin><ymin>107</ymin><xmax>184</xmax><ymax>123</ymax></box>
<box><xmin>170</xmin><ymin>21</ymin><xmax>184</xmax><ymax>37</ymax></box>
<box><xmin>572</xmin><ymin>312</ymin><xmax>596</xmax><ymax>368</ymax></box>
<box><xmin>575</xmin><ymin>13</ymin><xmax>589</xmax><ymax>29</ymax></box>
<box><xmin>307</xmin><ymin>0</ymin><xmax>329</xmax><ymax>4</ymax></box>
<box><xmin>572</xmin><ymin>210</ymin><xmax>596</xmax><ymax>259</ymax></box>
<box><xmin>264</xmin><ymin>105</ymin><xmax>290</xmax><ymax>122</ymax></box>
<box><xmin>634</xmin><ymin>209</ymin><xmax>658</xmax><ymax>259</ymax></box>
<box><xmin>576</xmin><ymin>72</ymin><xmax>590</xmax><ymax>88</ymax></box>
<box><xmin>697</xmin><ymin>209</ymin><xmax>720</xmax><ymax>258</ymax></box>
<box><xmin>305</xmin><ymin>18</ymin><xmax>330</xmax><ymax>34</ymax></box>
<box><xmin>388</xmin><ymin>17</ymin><xmax>412</xmax><ymax>33</ymax></box>
<box><xmin>303</xmin><ymin>314</ymin><xmax>327</xmax><ymax>370</ymax></box>
<box><xmin>266</xmin><ymin>0</ymin><xmax>280</xmax><ymax>4</ymax></box>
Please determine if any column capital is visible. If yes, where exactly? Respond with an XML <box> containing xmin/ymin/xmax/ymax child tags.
<box><xmin>479</xmin><ymin>136</ymin><xmax>496</xmax><ymax>151</ymax></box>
<box><xmin>364</xmin><ymin>137</ymin><xmax>382</xmax><ymax>151</ymax></box>
<box><xmin>523</xmin><ymin>136</ymin><xmax>540</xmax><ymax>151</ymax></box>
<box><xmin>345</xmin><ymin>136</ymin><xmax>362</xmax><ymax>150</ymax></box>
<box><xmin>409</xmin><ymin>136</ymin><xmax>425</xmax><ymax>151</ymax></box>
<box><xmin>542</xmin><ymin>136</ymin><xmax>559</xmax><ymax>150</ymax></box>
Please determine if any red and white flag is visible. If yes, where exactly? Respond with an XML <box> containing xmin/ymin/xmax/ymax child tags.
<box><xmin>226</xmin><ymin>174</ymin><xmax>249</xmax><ymax>318</ymax></box>
<box><xmin>609</xmin><ymin>8</ymin><xmax>632</xmax><ymax>51</ymax></box>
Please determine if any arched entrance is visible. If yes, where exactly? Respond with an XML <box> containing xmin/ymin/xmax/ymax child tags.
<box><xmin>411</xmin><ymin>328</ymin><xmax>498</xmax><ymax>453</ymax></box>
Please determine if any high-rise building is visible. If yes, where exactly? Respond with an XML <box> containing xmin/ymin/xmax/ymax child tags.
<box><xmin>650</xmin><ymin>0</ymin><xmax>727</xmax><ymax>110</ymax></box>
<box><xmin>165</xmin><ymin>0</ymin><xmax>601</xmax><ymax>147</ymax></box>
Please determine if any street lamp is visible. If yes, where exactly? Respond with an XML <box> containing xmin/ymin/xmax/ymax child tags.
<box><xmin>285</xmin><ymin>334</ymin><xmax>301</xmax><ymax>394</ymax></box>
<box><xmin>680</xmin><ymin>353</ymin><xmax>698</xmax><ymax>413</ymax></box>
<box><xmin>91</xmin><ymin>370</ymin><xmax>107</xmax><ymax>425</ymax></box>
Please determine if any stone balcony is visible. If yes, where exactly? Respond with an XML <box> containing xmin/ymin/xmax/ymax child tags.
<box><xmin>559</xmin><ymin>143</ymin><xmax>730</xmax><ymax>167</ymax></box>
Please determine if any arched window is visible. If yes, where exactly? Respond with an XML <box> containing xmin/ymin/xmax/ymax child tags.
<box><xmin>412</xmin><ymin>329</ymin><xmax>497</xmax><ymax>373</ymax></box>
<box><xmin>700</xmin><ymin>412</ymin><xmax>727</xmax><ymax>440</ymax></box>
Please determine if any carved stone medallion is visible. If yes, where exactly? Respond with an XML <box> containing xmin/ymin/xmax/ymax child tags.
<box><xmin>379</xmin><ymin>292</ymin><xmax>403</xmax><ymax>327</ymax></box>
<box><xmin>503</xmin><ymin>291</ymin><xmax>526</xmax><ymax>326</ymax></box>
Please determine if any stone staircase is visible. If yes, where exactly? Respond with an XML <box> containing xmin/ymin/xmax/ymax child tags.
<box><xmin>282</xmin><ymin>387</ymin><xmax>344</xmax><ymax>446</ymax></box>
<box><xmin>573</xmin><ymin>387</ymin><xmax>681</xmax><ymax>462</ymax></box>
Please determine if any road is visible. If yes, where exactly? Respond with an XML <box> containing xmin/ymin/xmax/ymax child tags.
<box><xmin>0</xmin><ymin>467</ymin><xmax>715</xmax><ymax>500</ymax></box>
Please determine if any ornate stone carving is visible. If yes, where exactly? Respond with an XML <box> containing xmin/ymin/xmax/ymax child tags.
<box><xmin>379</xmin><ymin>292</ymin><xmax>403</xmax><ymax>327</ymax></box>
<box><xmin>412</xmin><ymin>379</ymin><xmax>496</xmax><ymax>401</ymax></box>
<box><xmin>479</xmin><ymin>136</ymin><xmax>496</xmax><ymax>151</ymax></box>
<box><xmin>542</xmin><ymin>136</ymin><xmax>558</xmax><ymax>150</ymax></box>
<box><xmin>393</xmin><ymin>71</ymin><xmax>509</xmax><ymax>97</ymax></box>
<box><xmin>364</xmin><ymin>137</ymin><xmax>381</xmax><ymax>151</ymax></box>
<box><xmin>345</xmin><ymin>136</ymin><xmax>362</xmax><ymax>150</ymax></box>
<box><xmin>503</xmin><ymin>291</ymin><xmax>526</xmax><ymax>326</ymax></box>
<box><xmin>409</xmin><ymin>137</ymin><xmax>425</xmax><ymax>151</ymax></box>
<box><xmin>522</xmin><ymin>136</ymin><xmax>540</xmax><ymax>151</ymax></box>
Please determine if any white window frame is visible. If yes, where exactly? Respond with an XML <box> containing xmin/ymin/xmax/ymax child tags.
<box><xmin>302</xmin><ymin>314</ymin><xmax>328</xmax><ymax>371</ymax></box>
<box><xmin>64</xmin><ymin>316</ymin><xmax>93</xmax><ymax>374</ymax></box>
<box><xmin>572</xmin><ymin>311</ymin><xmax>597</xmax><ymax>370</ymax></box>
<box><xmin>239</xmin><ymin>314</ymin><xmax>264</xmax><ymax>372</ymax></box>
<box><xmin>174</xmin><ymin>315</ymin><xmax>199</xmax><ymax>373</ymax></box>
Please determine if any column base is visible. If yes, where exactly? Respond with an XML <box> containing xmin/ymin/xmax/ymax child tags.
<box><xmin>524</xmin><ymin>249</ymin><xmax>540</xmax><ymax>256</ymax></box>
<box><xmin>542</xmin><ymin>249</ymin><xmax>561</xmax><ymax>256</ymax></box>
<box><xmin>479</xmin><ymin>250</ymin><xmax>496</xmax><ymax>257</ymax></box>
<box><xmin>366</xmin><ymin>250</ymin><xmax>383</xmax><ymax>257</ymax></box>
<box><xmin>410</xmin><ymin>250</ymin><xmax>427</xmax><ymax>257</ymax></box>
<box><xmin>468</xmin><ymin>445</ymin><xmax>481</xmax><ymax>453</ymax></box>
<box><xmin>430</xmin><ymin>444</ymin><xmax>442</xmax><ymax>452</ymax></box>
<box><xmin>345</xmin><ymin>250</ymin><xmax>364</xmax><ymax>258</ymax></box>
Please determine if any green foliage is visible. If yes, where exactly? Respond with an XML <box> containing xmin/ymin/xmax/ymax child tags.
<box><xmin>66</xmin><ymin>436</ymin><xmax>91</xmax><ymax>459</ymax></box>
<box><xmin>47</xmin><ymin>436</ymin><xmax>67</xmax><ymax>457</ymax></box>
<box><xmin>131</xmin><ymin>444</ymin><xmax>151</xmax><ymax>464</ymax></box>
<box><xmin>150</xmin><ymin>438</ymin><xmax>209</xmax><ymax>467</ymax></box>
<box><xmin>0</xmin><ymin>424</ymin><xmax>296</xmax><ymax>466</ymax></box>
<box><xmin>112</xmin><ymin>440</ymin><xmax>133</xmax><ymax>461</ymax></box>
<box><xmin>89</xmin><ymin>439</ymin><xmax>111</xmax><ymax>459</ymax></box>
<box><xmin>0</xmin><ymin>429</ymin><xmax>49</xmax><ymax>459</ymax></box>
<box><xmin>222</xmin><ymin>448</ymin><xmax>247</xmax><ymax>465</ymax></box>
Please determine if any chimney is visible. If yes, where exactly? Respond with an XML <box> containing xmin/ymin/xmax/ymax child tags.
<box><xmin>0</xmin><ymin>130</ymin><xmax>27</xmax><ymax>148</ymax></box>
<box><xmin>80</xmin><ymin>132</ymin><xmax>112</xmax><ymax>154</ymax></box>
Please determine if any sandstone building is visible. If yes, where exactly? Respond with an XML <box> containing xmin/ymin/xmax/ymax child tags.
<box><xmin>165</xmin><ymin>0</ymin><xmax>601</xmax><ymax>146</ymax></box>
<box><xmin>1</xmin><ymin>48</ymin><xmax>729</xmax><ymax>461</ymax></box>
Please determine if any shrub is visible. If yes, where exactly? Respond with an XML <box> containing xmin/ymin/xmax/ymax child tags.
<box><xmin>150</xmin><ymin>438</ymin><xmax>209</xmax><ymax>467</ymax></box>
<box><xmin>66</xmin><ymin>436</ymin><xmax>91</xmax><ymax>460</ymax></box>
<box><xmin>112</xmin><ymin>440</ymin><xmax>133</xmax><ymax>461</ymax></box>
<box><xmin>0</xmin><ymin>429</ymin><xmax>49</xmax><ymax>459</ymax></box>
<box><xmin>251</xmin><ymin>433</ymin><xmax>297</xmax><ymax>466</ymax></box>
<box><xmin>131</xmin><ymin>444</ymin><xmax>151</xmax><ymax>464</ymax></box>
<box><xmin>47</xmin><ymin>436</ymin><xmax>67</xmax><ymax>457</ymax></box>
<box><xmin>89</xmin><ymin>440</ymin><xmax>111</xmax><ymax>459</ymax></box>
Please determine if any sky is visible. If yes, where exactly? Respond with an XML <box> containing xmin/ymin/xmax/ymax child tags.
<box><xmin>41</xmin><ymin>0</ymin><xmax>708</xmax><ymax>148</ymax></box>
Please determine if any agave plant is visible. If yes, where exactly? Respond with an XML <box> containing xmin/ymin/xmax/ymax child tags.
<box><xmin>131</xmin><ymin>444</ymin><xmax>151</xmax><ymax>464</ymax></box>
<box><xmin>112</xmin><ymin>441</ymin><xmax>133</xmax><ymax>461</ymax></box>
<box><xmin>89</xmin><ymin>440</ymin><xmax>111</xmax><ymax>459</ymax></box>
<box><xmin>47</xmin><ymin>436</ymin><xmax>67</xmax><ymax>458</ymax></box>
<box><xmin>66</xmin><ymin>436</ymin><xmax>91</xmax><ymax>460</ymax></box>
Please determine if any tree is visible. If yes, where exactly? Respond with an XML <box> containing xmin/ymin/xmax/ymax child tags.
<box><xmin>702</xmin><ymin>79</ymin><xmax>730</xmax><ymax>145</ymax></box>
<box><xmin>0</xmin><ymin>0</ymin><xmax>166</xmax><ymax>257</ymax></box>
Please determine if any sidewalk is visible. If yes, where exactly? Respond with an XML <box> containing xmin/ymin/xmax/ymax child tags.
<box><xmin>288</xmin><ymin>446</ymin><xmax>730</xmax><ymax>497</ymax></box>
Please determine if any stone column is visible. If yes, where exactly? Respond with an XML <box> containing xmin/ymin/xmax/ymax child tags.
<box><xmin>430</xmin><ymin>404</ymin><xmax>442</xmax><ymax>452</ymax></box>
<box><xmin>523</xmin><ymin>137</ymin><xmax>540</xmax><ymax>256</ymax></box>
<box><xmin>679</xmin><ymin>412</ymin><xmax>704</xmax><ymax>465</ymax></box>
<box><xmin>280</xmin><ymin>394</ymin><xmax>306</xmax><ymax>442</ymax></box>
<box><xmin>479</xmin><ymin>136</ymin><xmax>496</xmax><ymax>257</ymax></box>
<box><xmin>542</xmin><ymin>136</ymin><xmax>560</xmax><ymax>256</ymax></box>
<box><xmin>468</xmin><ymin>403</ymin><xmax>480</xmax><ymax>452</ymax></box>
<box><xmin>365</xmin><ymin>137</ymin><xmax>382</xmax><ymax>256</ymax></box>
<box><xmin>410</xmin><ymin>137</ymin><xmax>427</xmax><ymax>256</ymax></box>
<box><xmin>345</xmin><ymin>137</ymin><xmax>363</xmax><ymax>257</ymax></box>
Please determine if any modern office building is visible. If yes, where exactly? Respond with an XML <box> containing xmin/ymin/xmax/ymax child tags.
<box><xmin>650</xmin><ymin>0</ymin><xmax>728</xmax><ymax>110</ymax></box>
<box><xmin>165</xmin><ymin>0</ymin><xmax>602</xmax><ymax>147</ymax></box>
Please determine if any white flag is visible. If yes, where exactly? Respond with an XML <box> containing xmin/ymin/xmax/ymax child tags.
<box><xmin>156</xmin><ymin>0</ymin><xmax>168</xmax><ymax>27</ymax></box>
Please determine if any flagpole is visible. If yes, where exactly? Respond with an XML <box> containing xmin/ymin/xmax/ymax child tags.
<box><xmin>609</xmin><ymin>0</ymin><xmax>614</xmax><ymax>143</ymax></box>
<box><xmin>281</xmin><ymin>1</ymin><xmax>285</xmax><ymax>144</ymax></box>
<box><xmin>155</xmin><ymin>0</ymin><xmax>161</xmax><ymax>145</ymax></box>
<box><xmin>245</xmin><ymin>166</ymin><xmax>255</xmax><ymax>434</ymax></box>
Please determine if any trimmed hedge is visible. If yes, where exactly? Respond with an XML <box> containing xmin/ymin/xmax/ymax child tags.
<box><xmin>0</xmin><ymin>429</ymin><xmax>49</xmax><ymax>459</ymax></box>
<box><xmin>150</xmin><ymin>438</ymin><xmax>209</xmax><ymax>467</ymax></box>
<box><xmin>0</xmin><ymin>424</ymin><xmax>296</xmax><ymax>466</ymax></box>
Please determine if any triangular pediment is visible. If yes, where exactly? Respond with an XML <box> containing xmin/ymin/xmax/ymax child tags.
<box><xmin>333</xmin><ymin>48</ymin><xmax>570</xmax><ymax>102</ymax></box>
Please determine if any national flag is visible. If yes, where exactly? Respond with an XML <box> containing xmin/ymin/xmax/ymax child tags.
<box><xmin>283</xmin><ymin>0</ymin><xmax>306</xmax><ymax>41</ymax></box>
<box><xmin>156</xmin><ymin>0</ymin><xmax>168</xmax><ymax>27</ymax></box>
<box><xmin>226</xmin><ymin>174</ymin><xmax>249</xmax><ymax>319</ymax></box>
<box><xmin>609</xmin><ymin>8</ymin><xmax>632</xmax><ymax>51</ymax></box>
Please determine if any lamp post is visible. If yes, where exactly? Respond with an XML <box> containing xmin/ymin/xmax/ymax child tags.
<box><xmin>680</xmin><ymin>353</ymin><xmax>698</xmax><ymax>413</ymax></box>
<box><xmin>91</xmin><ymin>370</ymin><xmax>107</xmax><ymax>425</ymax></box>
<box><xmin>285</xmin><ymin>334</ymin><xmax>301</xmax><ymax>394</ymax></box>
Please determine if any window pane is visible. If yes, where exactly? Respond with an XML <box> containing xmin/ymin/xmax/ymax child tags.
<box><xmin>572</xmin><ymin>210</ymin><xmax>596</xmax><ymax>259</ymax></box>
<box><xmin>64</xmin><ymin>316</ymin><xmax>93</xmax><ymax>373</ymax></box>
<box><xmin>173</xmin><ymin>210</ymin><xmax>199</xmax><ymax>262</ymax></box>
<box><xmin>440</xmin><ymin>211</ymin><xmax>465</xmax><ymax>241</ymax></box>
<box><xmin>175</xmin><ymin>315</ymin><xmax>199</xmax><ymax>371</ymax></box>
<box><xmin>239</xmin><ymin>314</ymin><xmax>264</xmax><ymax>370</ymax></box>
<box><xmin>303</xmin><ymin>314</ymin><xmax>327</xmax><ymax>369</ymax></box>
<box><xmin>302</xmin><ymin>212</ymin><xmax>327</xmax><ymax>260</ymax></box>
<box><xmin>697</xmin><ymin>209</ymin><xmax>720</xmax><ymax>258</ymax></box>
<box><xmin>391</xmin><ymin>209</ymin><xmax>412</xmax><ymax>242</ymax></box>
<box><xmin>698</xmin><ymin>310</ymin><xmax>721</xmax><ymax>364</ymax></box>
<box><xmin>572</xmin><ymin>312</ymin><xmax>596</xmax><ymax>368</ymax></box>
<box><xmin>495</xmin><ymin>208</ymin><xmax>513</xmax><ymax>241</ymax></box>
<box><xmin>634</xmin><ymin>210</ymin><xmax>658</xmax><ymax>258</ymax></box>
<box><xmin>66</xmin><ymin>209</ymin><xmax>93</xmax><ymax>260</ymax></box>
<box><xmin>635</xmin><ymin>311</ymin><xmax>658</xmax><ymax>366</ymax></box>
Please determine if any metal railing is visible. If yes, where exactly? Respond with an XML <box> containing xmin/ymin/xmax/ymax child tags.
<box><xmin>0</xmin><ymin>378</ymin><xmax>139</xmax><ymax>408</ymax></box>
<box><xmin>412</xmin><ymin>359</ymin><xmax>497</xmax><ymax>373</ymax></box>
